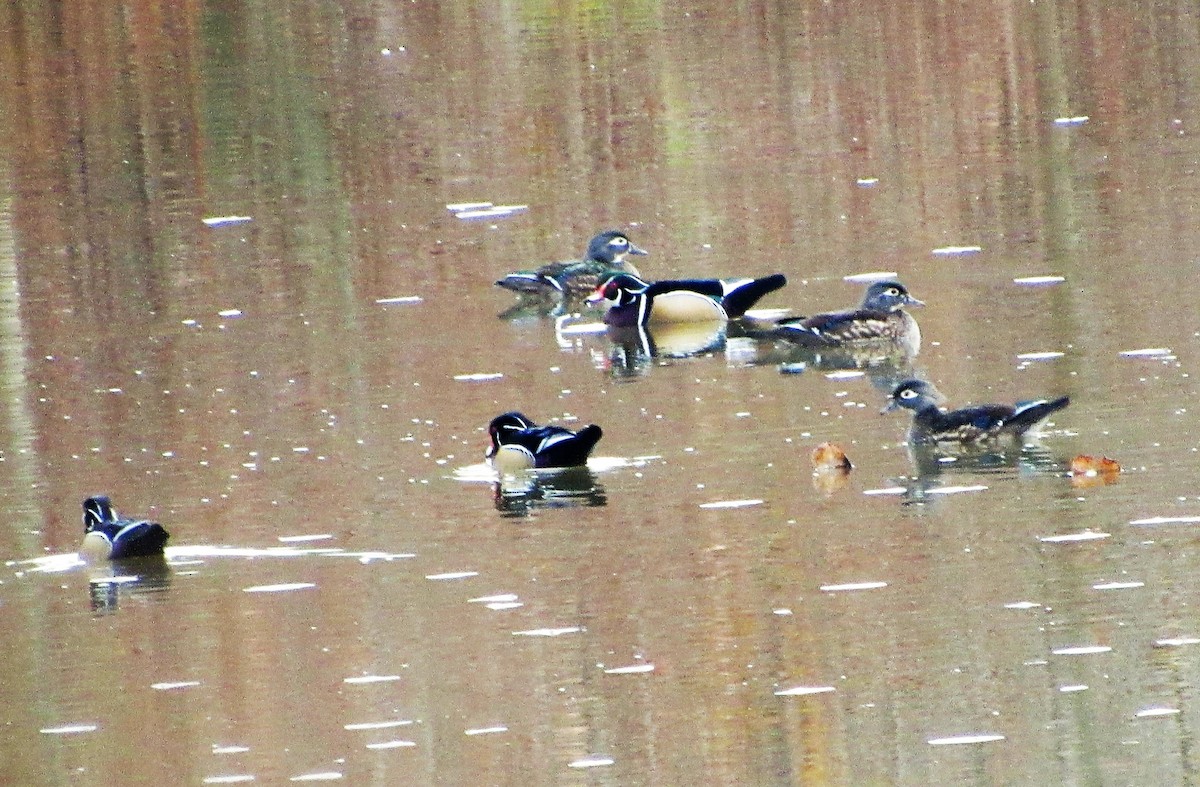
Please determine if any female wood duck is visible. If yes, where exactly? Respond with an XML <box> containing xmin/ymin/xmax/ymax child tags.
<box><xmin>883</xmin><ymin>379</ymin><xmax>1070</xmax><ymax>444</ymax></box>
<box><xmin>486</xmin><ymin>412</ymin><xmax>604</xmax><ymax>471</ymax></box>
<box><xmin>81</xmin><ymin>496</ymin><xmax>170</xmax><ymax>559</ymax></box>
<box><xmin>495</xmin><ymin>231</ymin><xmax>649</xmax><ymax>298</ymax></box>
<box><xmin>765</xmin><ymin>281</ymin><xmax>924</xmax><ymax>351</ymax></box>
<box><xmin>587</xmin><ymin>272</ymin><xmax>788</xmax><ymax>327</ymax></box>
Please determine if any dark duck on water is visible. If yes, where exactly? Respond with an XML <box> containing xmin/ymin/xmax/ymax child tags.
<box><xmin>486</xmin><ymin>412</ymin><xmax>604</xmax><ymax>472</ymax></box>
<box><xmin>883</xmin><ymin>379</ymin><xmax>1070</xmax><ymax>444</ymax></box>
<box><xmin>81</xmin><ymin>496</ymin><xmax>170</xmax><ymax>560</ymax></box>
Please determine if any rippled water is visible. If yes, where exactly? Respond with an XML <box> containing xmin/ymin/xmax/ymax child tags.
<box><xmin>3</xmin><ymin>1</ymin><xmax>1200</xmax><ymax>784</ymax></box>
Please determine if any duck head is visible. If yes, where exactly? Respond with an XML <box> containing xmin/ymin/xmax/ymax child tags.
<box><xmin>862</xmin><ymin>281</ymin><xmax>924</xmax><ymax>312</ymax></box>
<box><xmin>586</xmin><ymin>231</ymin><xmax>648</xmax><ymax>265</ymax></box>
<box><xmin>882</xmin><ymin>379</ymin><xmax>946</xmax><ymax>414</ymax></box>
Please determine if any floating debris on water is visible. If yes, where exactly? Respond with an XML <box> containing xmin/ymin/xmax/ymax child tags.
<box><xmin>1054</xmin><ymin>115</ymin><xmax>1090</xmax><ymax>126</ymax></box>
<box><xmin>811</xmin><ymin>442</ymin><xmax>852</xmax><ymax>471</ymax></box>
<box><xmin>212</xmin><ymin>745</ymin><xmax>250</xmax><ymax>755</ymax></box>
<box><xmin>425</xmin><ymin>571</ymin><xmax>478</xmax><ymax>581</ymax></box>
<box><xmin>699</xmin><ymin>499</ymin><xmax>764</xmax><ymax>509</ymax></box>
<box><xmin>927</xmin><ymin>485</ymin><xmax>988</xmax><ymax>496</ymax></box>
<box><xmin>931</xmin><ymin>245</ymin><xmax>982</xmax><ymax>256</ymax></box>
<box><xmin>151</xmin><ymin>681</ymin><xmax>201</xmax><ymax>691</ymax></box>
<box><xmin>40</xmin><ymin>723</ymin><xmax>98</xmax><ymax>735</ymax></box>
<box><xmin>1129</xmin><ymin>515</ymin><xmax>1200</xmax><ymax>526</ymax></box>
<box><xmin>513</xmin><ymin>627</ymin><xmax>582</xmax><ymax>637</ymax></box>
<box><xmin>464</xmin><ymin>726</ymin><xmax>508</xmax><ymax>736</ymax></box>
<box><xmin>1070</xmin><ymin>455</ymin><xmax>1122</xmax><ymax>487</ymax></box>
<box><xmin>1154</xmin><ymin>637</ymin><xmax>1200</xmax><ymax>648</ymax></box>
<box><xmin>1017</xmin><ymin>351</ymin><xmax>1065</xmax><ymax>361</ymax></box>
<box><xmin>779</xmin><ymin>362</ymin><xmax>807</xmax><ymax>375</ymax></box>
<box><xmin>446</xmin><ymin>202</ymin><xmax>529</xmax><ymax>220</ymax></box>
<box><xmin>243</xmin><ymin>582</ymin><xmax>316</xmax><ymax>593</ymax></box>
<box><xmin>855</xmin><ymin>177</ymin><xmax>879</xmax><ymax>186</ymax></box>
<box><xmin>1135</xmin><ymin>707</ymin><xmax>1180</xmax><ymax>718</ymax></box>
<box><xmin>1004</xmin><ymin>601</ymin><xmax>1042</xmax><ymax>610</ymax></box>
<box><xmin>202</xmin><ymin>215</ymin><xmax>252</xmax><ymax>227</ymax></box>
<box><xmin>345</xmin><ymin>720</ymin><xmax>414</xmax><ymax>730</ymax></box>
<box><xmin>1039</xmin><ymin>531</ymin><xmax>1110</xmax><ymax>543</ymax></box>
<box><xmin>568</xmin><ymin>756</ymin><xmax>615</xmax><ymax>769</ymax></box>
<box><xmin>820</xmin><ymin>581</ymin><xmax>887</xmax><ymax>592</ymax></box>
<box><xmin>375</xmin><ymin>296</ymin><xmax>423</xmax><ymax>305</ymax></box>
<box><xmin>1059</xmin><ymin>685</ymin><xmax>1089</xmax><ymax>693</ymax></box>
<box><xmin>469</xmin><ymin>593</ymin><xmax>519</xmax><ymax>604</ymax></box>
<box><xmin>843</xmin><ymin>271</ymin><xmax>897</xmax><ymax>283</ymax></box>
<box><xmin>556</xmin><ymin>320</ymin><xmax>607</xmax><ymax>335</ymax></box>
<box><xmin>1013</xmin><ymin>275</ymin><xmax>1066</xmax><ymax>285</ymax></box>
<box><xmin>365</xmin><ymin>740</ymin><xmax>416</xmax><ymax>749</ymax></box>
<box><xmin>927</xmin><ymin>734</ymin><xmax>1005</xmax><ymax>746</ymax></box>
<box><xmin>343</xmin><ymin>675</ymin><xmax>401</xmax><ymax>684</ymax></box>
<box><xmin>775</xmin><ymin>685</ymin><xmax>836</xmax><ymax>696</ymax></box>
<box><xmin>862</xmin><ymin>487</ymin><xmax>906</xmax><ymax>496</ymax></box>
<box><xmin>824</xmin><ymin>370</ymin><xmax>865</xmax><ymax>380</ymax></box>
<box><xmin>203</xmin><ymin>777</ymin><xmax>255</xmax><ymax>785</ymax></box>
<box><xmin>278</xmin><ymin>534</ymin><xmax>333</xmax><ymax>543</ymax></box>
<box><xmin>453</xmin><ymin>373</ymin><xmax>504</xmax><ymax>382</ymax></box>
<box><xmin>486</xmin><ymin>602</ymin><xmax>523</xmax><ymax>611</ymax></box>
<box><xmin>218</xmin><ymin>309</ymin><xmax>243</xmax><ymax>318</ymax></box>
<box><xmin>1119</xmin><ymin>347</ymin><xmax>1172</xmax><ymax>357</ymax></box>
<box><xmin>1051</xmin><ymin>645</ymin><xmax>1112</xmax><ymax>656</ymax></box>
<box><xmin>1093</xmin><ymin>581</ymin><xmax>1144</xmax><ymax>591</ymax></box>
<box><xmin>289</xmin><ymin>773</ymin><xmax>343</xmax><ymax>782</ymax></box>
<box><xmin>603</xmin><ymin>664</ymin><xmax>655</xmax><ymax>675</ymax></box>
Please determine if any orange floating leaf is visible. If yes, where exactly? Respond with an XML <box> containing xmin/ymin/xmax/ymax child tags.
<box><xmin>811</xmin><ymin>442</ymin><xmax>852</xmax><ymax>472</ymax></box>
<box><xmin>1070</xmin><ymin>455</ymin><xmax>1121</xmax><ymax>487</ymax></box>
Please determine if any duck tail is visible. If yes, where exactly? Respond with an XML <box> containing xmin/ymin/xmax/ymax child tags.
<box><xmin>495</xmin><ymin>273</ymin><xmax>562</xmax><ymax>295</ymax></box>
<box><xmin>1008</xmin><ymin>395</ymin><xmax>1070</xmax><ymax>435</ymax></box>
<box><xmin>722</xmin><ymin>274</ymin><xmax>788</xmax><ymax>318</ymax></box>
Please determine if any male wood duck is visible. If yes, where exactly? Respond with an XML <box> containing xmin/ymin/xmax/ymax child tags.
<box><xmin>495</xmin><ymin>231</ymin><xmax>648</xmax><ymax>298</ymax></box>
<box><xmin>587</xmin><ymin>272</ymin><xmax>788</xmax><ymax>327</ymax></box>
<box><xmin>81</xmin><ymin>496</ymin><xmax>170</xmax><ymax>559</ymax></box>
<box><xmin>486</xmin><ymin>412</ymin><xmax>604</xmax><ymax>471</ymax></box>
<box><xmin>883</xmin><ymin>379</ymin><xmax>1070</xmax><ymax>444</ymax></box>
<box><xmin>764</xmin><ymin>281</ymin><xmax>924</xmax><ymax>351</ymax></box>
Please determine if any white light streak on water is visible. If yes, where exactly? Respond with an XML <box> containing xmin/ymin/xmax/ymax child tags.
<box><xmin>927</xmin><ymin>734</ymin><xmax>1005</xmax><ymax>745</ymax></box>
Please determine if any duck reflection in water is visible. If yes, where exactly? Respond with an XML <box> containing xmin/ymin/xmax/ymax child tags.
<box><xmin>602</xmin><ymin>321</ymin><xmax>728</xmax><ymax>378</ymax></box>
<box><xmin>895</xmin><ymin>442</ymin><xmax>1070</xmax><ymax>505</ymax></box>
<box><xmin>88</xmin><ymin>555</ymin><xmax>173</xmax><ymax>613</ymax></box>
<box><xmin>492</xmin><ymin>467</ymin><xmax>607</xmax><ymax>517</ymax></box>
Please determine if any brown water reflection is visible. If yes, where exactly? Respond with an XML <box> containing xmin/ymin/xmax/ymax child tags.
<box><xmin>4</xmin><ymin>0</ymin><xmax>1200</xmax><ymax>784</ymax></box>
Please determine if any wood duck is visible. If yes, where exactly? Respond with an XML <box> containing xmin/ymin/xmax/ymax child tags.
<box><xmin>764</xmin><ymin>281</ymin><xmax>923</xmax><ymax>351</ymax></box>
<box><xmin>587</xmin><ymin>272</ymin><xmax>788</xmax><ymax>327</ymax></box>
<box><xmin>883</xmin><ymin>379</ymin><xmax>1070</xmax><ymax>444</ymax></box>
<box><xmin>495</xmin><ymin>231</ymin><xmax>648</xmax><ymax>298</ymax></box>
<box><xmin>81</xmin><ymin>496</ymin><xmax>170</xmax><ymax>559</ymax></box>
<box><xmin>486</xmin><ymin>412</ymin><xmax>604</xmax><ymax>471</ymax></box>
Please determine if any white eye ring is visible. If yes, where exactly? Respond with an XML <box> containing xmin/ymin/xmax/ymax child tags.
<box><xmin>610</xmin><ymin>237</ymin><xmax>628</xmax><ymax>247</ymax></box>
<box><xmin>887</xmin><ymin>287</ymin><xmax>900</xmax><ymax>296</ymax></box>
<box><xmin>900</xmin><ymin>388</ymin><xmax>919</xmax><ymax>399</ymax></box>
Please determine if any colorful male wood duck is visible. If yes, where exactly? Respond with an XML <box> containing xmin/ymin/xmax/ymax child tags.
<box><xmin>587</xmin><ymin>272</ymin><xmax>787</xmax><ymax>326</ymax></box>
<box><xmin>883</xmin><ymin>379</ymin><xmax>1070</xmax><ymax>444</ymax></box>
<box><xmin>81</xmin><ymin>496</ymin><xmax>170</xmax><ymax>559</ymax></box>
<box><xmin>495</xmin><ymin>231</ymin><xmax>648</xmax><ymax>298</ymax></box>
<box><xmin>486</xmin><ymin>412</ymin><xmax>603</xmax><ymax>471</ymax></box>
<box><xmin>764</xmin><ymin>281</ymin><xmax>923</xmax><ymax>352</ymax></box>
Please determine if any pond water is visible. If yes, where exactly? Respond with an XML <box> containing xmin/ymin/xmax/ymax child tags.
<box><xmin>3</xmin><ymin>1</ymin><xmax>1200</xmax><ymax>784</ymax></box>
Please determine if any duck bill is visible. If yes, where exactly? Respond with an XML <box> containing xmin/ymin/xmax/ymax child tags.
<box><xmin>880</xmin><ymin>400</ymin><xmax>900</xmax><ymax>414</ymax></box>
<box><xmin>627</xmin><ymin>243</ymin><xmax>649</xmax><ymax>256</ymax></box>
<box><xmin>585</xmin><ymin>289</ymin><xmax>607</xmax><ymax>306</ymax></box>
<box><xmin>906</xmin><ymin>296</ymin><xmax>926</xmax><ymax>307</ymax></box>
